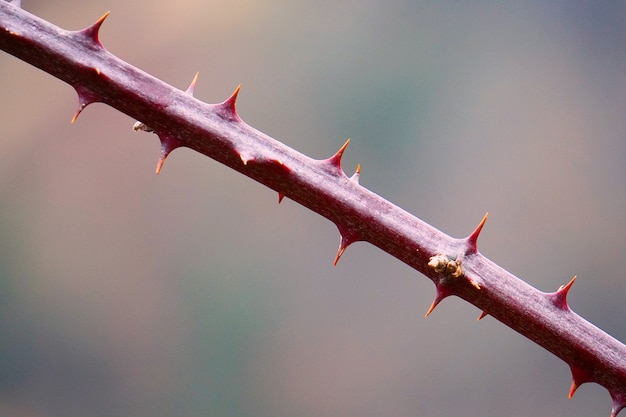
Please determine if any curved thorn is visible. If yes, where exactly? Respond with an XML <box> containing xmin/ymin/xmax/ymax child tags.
<box><xmin>477</xmin><ymin>311</ymin><xmax>488</xmax><ymax>320</ymax></box>
<box><xmin>424</xmin><ymin>296</ymin><xmax>443</xmax><ymax>317</ymax></box>
<box><xmin>278</xmin><ymin>193</ymin><xmax>285</xmax><ymax>204</ymax></box>
<box><xmin>333</xmin><ymin>237</ymin><xmax>351</xmax><ymax>266</ymax></box>
<box><xmin>333</xmin><ymin>226</ymin><xmax>359</xmax><ymax>266</ymax></box>
<box><xmin>185</xmin><ymin>72</ymin><xmax>199</xmax><ymax>96</ymax></box>
<box><xmin>551</xmin><ymin>276</ymin><xmax>577</xmax><ymax>310</ymax></box>
<box><xmin>568</xmin><ymin>365</ymin><xmax>592</xmax><ymax>399</ymax></box>
<box><xmin>155</xmin><ymin>157</ymin><xmax>166</xmax><ymax>175</ymax></box>
<box><xmin>155</xmin><ymin>135</ymin><xmax>182</xmax><ymax>174</ymax></box>
<box><xmin>78</xmin><ymin>11</ymin><xmax>110</xmax><ymax>47</ymax></box>
<box><xmin>216</xmin><ymin>84</ymin><xmax>242</xmax><ymax>121</ymax></box>
<box><xmin>466</xmin><ymin>212</ymin><xmax>488</xmax><ymax>254</ymax></box>
<box><xmin>558</xmin><ymin>275</ymin><xmax>577</xmax><ymax>295</ymax></box>
<box><xmin>424</xmin><ymin>299</ymin><xmax>440</xmax><ymax>318</ymax></box>
<box><xmin>424</xmin><ymin>285</ymin><xmax>452</xmax><ymax>317</ymax></box>
<box><xmin>326</xmin><ymin>138</ymin><xmax>350</xmax><ymax>171</ymax></box>
<box><xmin>71</xmin><ymin>88</ymin><xmax>98</xmax><ymax>124</ymax></box>
<box><xmin>568</xmin><ymin>381</ymin><xmax>578</xmax><ymax>399</ymax></box>
<box><xmin>333</xmin><ymin>245</ymin><xmax>348</xmax><ymax>266</ymax></box>
<box><xmin>71</xmin><ymin>107</ymin><xmax>85</xmax><ymax>124</ymax></box>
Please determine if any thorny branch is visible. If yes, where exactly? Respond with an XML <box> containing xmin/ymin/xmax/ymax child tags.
<box><xmin>1</xmin><ymin>2</ymin><xmax>625</xmax><ymax>415</ymax></box>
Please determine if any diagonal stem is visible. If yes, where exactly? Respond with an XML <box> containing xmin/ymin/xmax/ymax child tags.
<box><xmin>1</xmin><ymin>2</ymin><xmax>625</xmax><ymax>415</ymax></box>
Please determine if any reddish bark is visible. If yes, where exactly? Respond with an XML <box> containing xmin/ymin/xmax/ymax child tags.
<box><xmin>1</xmin><ymin>2</ymin><xmax>624</xmax><ymax>415</ymax></box>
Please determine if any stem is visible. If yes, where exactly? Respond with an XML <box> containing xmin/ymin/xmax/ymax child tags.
<box><xmin>1</xmin><ymin>2</ymin><xmax>624</xmax><ymax>415</ymax></box>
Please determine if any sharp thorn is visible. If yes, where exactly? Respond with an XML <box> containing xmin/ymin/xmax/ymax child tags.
<box><xmin>333</xmin><ymin>226</ymin><xmax>359</xmax><ymax>266</ymax></box>
<box><xmin>185</xmin><ymin>72</ymin><xmax>199</xmax><ymax>96</ymax></box>
<box><xmin>94</xmin><ymin>11</ymin><xmax>111</xmax><ymax>32</ymax></box>
<box><xmin>477</xmin><ymin>311</ymin><xmax>488</xmax><ymax>320</ymax></box>
<box><xmin>154</xmin><ymin>135</ymin><xmax>182</xmax><ymax>174</ymax></box>
<box><xmin>78</xmin><ymin>11</ymin><xmax>110</xmax><ymax>47</ymax></box>
<box><xmin>231</xmin><ymin>84</ymin><xmax>242</xmax><ymax>100</ymax></box>
<box><xmin>558</xmin><ymin>275</ymin><xmax>577</xmax><ymax>295</ymax></box>
<box><xmin>424</xmin><ymin>295</ymin><xmax>444</xmax><ymax>318</ymax></box>
<box><xmin>568</xmin><ymin>380</ymin><xmax>578</xmax><ymax>399</ymax></box>
<box><xmin>333</xmin><ymin>246</ymin><xmax>347</xmax><ymax>266</ymax></box>
<box><xmin>550</xmin><ymin>276</ymin><xmax>577</xmax><ymax>310</ymax></box>
<box><xmin>216</xmin><ymin>84</ymin><xmax>242</xmax><ymax>121</ymax></box>
<box><xmin>71</xmin><ymin>89</ymin><xmax>98</xmax><ymax>124</ymax></box>
<box><xmin>331</xmin><ymin>138</ymin><xmax>350</xmax><ymax>168</ymax></box>
<box><xmin>278</xmin><ymin>193</ymin><xmax>285</xmax><ymax>204</ymax></box>
<box><xmin>424</xmin><ymin>286</ymin><xmax>452</xmax><ymax>317</ymax></box>
<box><xmin>424</xmin><ymin>299</ymin><xmax>439</xmax><ymax>318</ymax></box>
<box><xmin>466</xmin><ymin>212</ymin><xmax>488</xmax><ymax>254</ymax></box>
<box><xmin>155</xmin><ymin>157</ymin><xmax>165</xmax><ymax>175</ymax></box>
<box><xmin>568</xmin><ymin>365</ymin><xmax>592</xmax><ymax>399</ymax></box>
<box><xmin>337</xmin><ymin>138</ymin><xmax>350</xmax><ymax>156</ymax></box>
<box><xmin>321</xmin><ymin>138</ymin><xmax>351</xmax><ymax>174</ymax></box>
<box><xmin>70</xmin><ymin>108</ymin><xmax>83</xmax><ymax>124</ymax></box>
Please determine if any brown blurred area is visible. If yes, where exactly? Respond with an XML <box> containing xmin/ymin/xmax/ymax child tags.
<box><xmin>1</xmin><ymin>1</ymin><xmax>625</xmax><ymax>416</ymax></box>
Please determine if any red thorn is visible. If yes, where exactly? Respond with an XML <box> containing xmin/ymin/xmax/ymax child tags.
<box><xmin>71</xmin><ymin>88</ymin><xmax>98</xmax><ymax>124</ymax></box>
<box><xmin>155</xmin><ymin>135</ymin><xmax>182</xmax><ymax>174</ymax></box>
<box><xmin>477</xmin><ymin>311</ymin><xmax>488</xmax><ymax>320</ymax></box>
<box><xmin>333</xmin><ymin>226</ymin><xmax>359</xmax><ymax>266</ymax></box>
<box><xmin>466</xmin><ymin>212</ymin><xmax>488</xmax><ymax>254</ymax></box>
<box><xmin>550</xmin><ymin>276</ymin><xmax>577</xmax><ymax>310</ymax></box>
<box><xmin>215</xmin><ymin>84</ymin><xmax>242</xmax><ymax>122</ymax></box>
<box><xmin>185</xmin><ymin>72</ymin><xmax>200</xmax><ymax>96</ymax></box>
<box><xmin>568</xmin><ymin>365</ymin><xmax>592</xmax><ymax>399</ymax></box>
<box><xmin>77</xmin><ymin>11</ymin><xmax>110</xmax><ymax>48</ymax></box>
<box><xmin>424</xmin><ymin>285</ymin><xmax>453</xmax><ymax>317</ymax></box>
<box><xmin>559</xmin><ymin>275</ymin><xmax>577</xmax><ymax>294</ymax></box>
<box><xmin>568</xmin><ymin>380</ymin><xmax>579</xmax><ymax>399</ymax></box>
<box><xmin>333</xmin><ymin>246</ymin><xmax>347</xmax><ymax>266</ymax></box>
<box><xmin>323</xmin><ymin>138</ymin><xmax>350</xmax><ymax>173</ymax></box>
<box><xmin>71</xmin><ymin>106</ymin><xmax>86</xmax><ymax>124</ymax></box>
<box><xmin>278</xmin><ymin>193</ymin><xmax>285</xmax><ymax>204</ymax></box>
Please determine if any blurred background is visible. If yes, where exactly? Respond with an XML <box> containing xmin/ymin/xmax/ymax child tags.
<box><xmin>1</xmin><ymin>1</ymin><xmax>625</xmax><ymax>416</ymax></box>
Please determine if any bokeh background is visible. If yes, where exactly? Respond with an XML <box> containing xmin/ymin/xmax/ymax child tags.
<box><xmin>1</xmin><ymin>1</ymin><xmax>625</xmax><ymax>416</ymax></box>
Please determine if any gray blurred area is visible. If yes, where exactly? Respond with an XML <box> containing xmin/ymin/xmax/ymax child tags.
<box><xmin>1</xmin><ymin>1</ymin><xmax>624</xmax><ymax>416</ymax></box>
